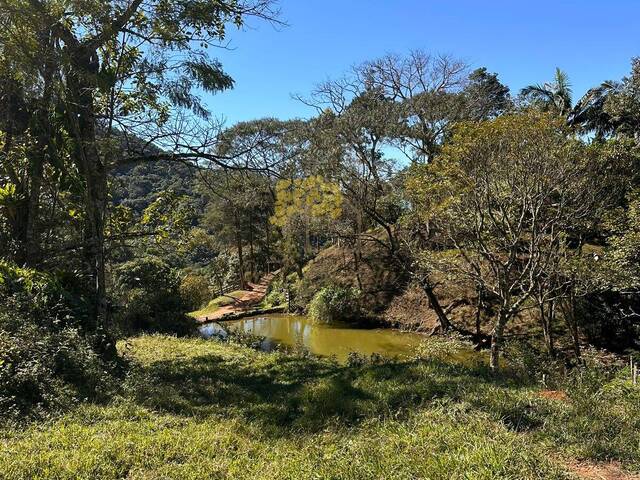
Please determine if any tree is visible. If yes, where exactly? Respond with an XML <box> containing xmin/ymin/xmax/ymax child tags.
<box><xmin>604</xmin><ymin>58</ymin><xmax>640</xmax><ymax>139</ymax></box>
<box><xmin>299</xmin><ymin>76</ymin><xmax>403</xmax><ymax>296</ymax></box>
<box><xmin>0</xmin><ymin>0</ymin><xmax>279</xmax><ymax>341</ymax></box>
<box><xmin>463</xmin><ymin>67</ymin><xmax>512</xmax><ymax>120</ymax></box>
<box><xmin>521</xmin><ymin>68</ymin><xmax>573</xmax><ymax>116</ymax></box>
<box><xmin>201</xmin><ymin>170</ymin><xmax>273</xmax><ymax>288</ymax></box>
<box><xmin>298</xmin><ymin>53</ymin><xmax>487</xmax><ymax>328</ymax></box>
<box><xmin>569</xmin><ymin>81</ymin><xmax>619</xmax><ymax>139</ymax></box>
<box><xmin>360</xmin><ymin>51</ymin><xmax>469</xmax><ymax>163</ymax></box>
<box><xmin>113</xmin><ymin>256</ymin><xmax>192</xmax><ymax>335</ymax></box>
<box><xmin>271</xmin><ymin>175</ymin><xmax>343</xmax><ymax>277</ymax></box>
<box><xmin>198</xmin><ymin>119</ymin><xmax>303</xmax><ymax>286</ymax></box>
<box><xmin>569</xmin><ymin>58</ymin><xmax>640</xmax><ymax>141</ymax></box>
<box><xmin>407</xmin><ymin>113</ymin><xmax>602</xmax><ymax>370</ymax></box>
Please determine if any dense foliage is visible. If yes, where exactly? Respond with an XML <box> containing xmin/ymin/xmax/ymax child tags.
<box><xmin>112</xmin><ymin>257</ymin><xmax>194</xmax><ymax>336</ymax></box>
<box><xmin>0</xmin><ymin>262</ymin><xmax>117</xmax><ymax>420</ymax></box>
<box><xmin>308</xmin><ymin>284</ymin><xmax>362</xmax><ymax>323</ymax></box>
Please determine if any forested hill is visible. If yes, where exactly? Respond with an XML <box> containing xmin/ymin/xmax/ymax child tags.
<box><xmin>111</xmin><ymin>161</ymin><xmax>201</xmax><ymax>214</ymax></box>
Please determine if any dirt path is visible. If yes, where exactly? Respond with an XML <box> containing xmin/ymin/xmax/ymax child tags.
<box><xmin>196</xmin><ymin>271</ymin><xmax>279</xmax><ymax>323</ymax></box>
<box><xmin>565</xmin><ymin>461</ymin><xmax>640</xmax><ymax>480</ymax></box>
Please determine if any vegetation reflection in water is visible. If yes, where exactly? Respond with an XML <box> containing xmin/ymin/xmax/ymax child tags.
<box><xmin>200</xmin><ymin>314</ymin><xmax>424</xmax><ymax>361</ymax></box>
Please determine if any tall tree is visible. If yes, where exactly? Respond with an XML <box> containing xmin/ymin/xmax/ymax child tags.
<box><xmin>360</xmin><ymin>51</ymin><xmax>469</xmax><ymax>163</ymax></box>
<box><xmin>521</xmin><ymin>68</ymin><xmax>573</xmax><ymax>116</ymax></box>
<box><xmin>604</xmin><ymin>57</ymin><xmax>640</xmax><ymax>139</ymax></box>
<box><xmin>463</xmin><ymin>67</ymin><xmax>512</xmax><ymax>120</ymax></box>
<box><xmin>569</xmin><ymin>81</ymin><xmax>618</xmax><ymax>138</ymax></box>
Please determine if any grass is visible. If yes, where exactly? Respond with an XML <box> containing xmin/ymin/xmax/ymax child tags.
<box><xmin>188</xmin><ymin>290</ymin><xmax>245</xmax><ymax>317</ymax></box>
<box><xmin>0</xmin><ymin>335</ymin><xmax>638</xmax><ymax>479</ymax></box>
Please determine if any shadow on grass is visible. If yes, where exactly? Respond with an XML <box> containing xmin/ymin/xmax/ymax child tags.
<box><xmin>126</xmin><ymin>347</ymin><xmax>546</xmax><ymax>438</ymax></box>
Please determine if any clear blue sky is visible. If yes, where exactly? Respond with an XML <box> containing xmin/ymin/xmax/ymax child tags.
<box><xmin>206</xmin><ymin>0</ymin><xmax>640</xmax><ymax>125</ymax></box>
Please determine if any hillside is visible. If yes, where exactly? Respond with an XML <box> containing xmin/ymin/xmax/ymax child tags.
<box><xmin>111</xmin><ymin>160</ymin><xmax>202</xmax><ymax>214</ymax></box>
<box><xmin>297</xmin><ymin>237</ymin><xmax>524</xmax><ymax>333</ymax></box>
<box><xmin>296</xmin><ymin>238</ymin><xmax>625</xmax><ymax>356</ymax></box>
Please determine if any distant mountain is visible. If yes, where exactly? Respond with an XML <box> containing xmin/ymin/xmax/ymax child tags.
<box><xmin>111</xmin><ymin>160</ymin><xmax>201</xmax><ymax>214</ymax></box>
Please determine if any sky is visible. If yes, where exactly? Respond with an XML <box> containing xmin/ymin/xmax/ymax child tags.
<box><xmin>204</xmin><ymin>0</ymin><xmax>640</xmax><ymax>125</ymax></box>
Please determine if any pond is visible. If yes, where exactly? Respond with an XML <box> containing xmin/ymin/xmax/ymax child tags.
<box><xmin>199</xmin><ymin>314</ymin><xmax>425</xmax><ymax>362</ymax></box>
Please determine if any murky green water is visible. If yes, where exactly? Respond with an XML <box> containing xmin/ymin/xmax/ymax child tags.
<box><xmin>200</xmin><ymin>314</ymin><xmax>425</xmax><ymax>361</ymax></box>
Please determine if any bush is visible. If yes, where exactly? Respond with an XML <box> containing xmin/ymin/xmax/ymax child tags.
<box><xmin>113</xmin><ymin>257</ymin><xmax>195</xmax><ymax>336</ymax></box>
<box><xmin>0</xmin><ymin>260</ymin><xmax>87</xmax><ymax>327</ymax></box>
<box><xmin>503</xmin><ymin>337</ymin><xmax>566</xmax><ymax>385</ymax></box>
<box><xmin>179</xmin><ymin>273</ymin><xmax>211</xmax><ymax>310</ymax></box>
<box><xmin>308</xmin><ymin>285</ymin><xmax>361</xmax><ymax>323</ymax></box>
<box><xmin>0</xmin><ymin>262</ymin><xmax>116</xmax><ymax>421</ymax></box>
<box><xmin>0</xmin><ymin>318</ymin><xmax>114</xmax><ymax>421</ymax></box>
<box><xmin>263</xmin><ymin>276</ymin><xmax>287</xmax><ymax>308</ymax></box>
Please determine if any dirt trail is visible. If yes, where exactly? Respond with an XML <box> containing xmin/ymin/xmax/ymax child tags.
<box><xmin>565</xmin><ymin>461</ymin><xmax>640</xmax><ymax>480</ymax></box>
<box><xmin>196</xmin><ymin>271</ymin><xmax>279</xmax><ymax>323</ymax></box>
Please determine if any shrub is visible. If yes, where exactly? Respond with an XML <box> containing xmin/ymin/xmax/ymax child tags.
<box><xmin>263</xmin><ymin>276</ymin><xmax>287</xmax><ymax>308</ymax></box>
<box><xmin>0</xmin><ymin>319</ymin><xmax>115</xmax><ymax>421</ymax></box>
<box><xmin>0</xmin><ymin>260</ymin><xmax>88</xmax><ymax>327</ymax></box>
<box><xmin>308</xmin><ymin>285</ymin><xmax>361</xmax><ymax>323</ymax></box>
<box><xmin>179</xmin><ymin>273</ymin><xmax>211</xmax><ymax>310</ymax></box>
<box><xmin>503</xmin><ymin>337</ymin><xmax>566</xmax><ymax>385</ymax></box>
<box><xmin>113</xmin><ymin>257</ymin><xmax>195</xmax><ymax>336</ymax></box>
<box><xmin>0</xmin><ymin>262</ymin><xmax>116</xmax><ymax>421</ymax></box>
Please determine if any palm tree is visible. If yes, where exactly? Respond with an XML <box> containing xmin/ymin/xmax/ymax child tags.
<box><xmin>521</xmin><ymin>68</ymin><xmax>573</xmax><ymax>116</ymax></box>
<box><xmin>568</xmin><ymin>80</ymin><xmax>619</xmax><ymax>138</ymax></box>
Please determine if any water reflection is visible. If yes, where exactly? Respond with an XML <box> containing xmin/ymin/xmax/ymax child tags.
<box><xmin>198</xmin><ymin>322</ymin><xmax>228</xmax><ymax>339</ymax></box>
<box><xmin>200</xmin><ymin>314</ymin><xmax>424</xmax><ymax>362</ymax></box>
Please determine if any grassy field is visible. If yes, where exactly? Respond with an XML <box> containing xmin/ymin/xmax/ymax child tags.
<box><xmin>0</xmin><ymin>335</ymin><xmax>638</xmax><ymax>479</ymax></box>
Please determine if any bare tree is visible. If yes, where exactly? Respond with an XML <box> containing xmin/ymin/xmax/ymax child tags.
<box><xmin>361</xmin><ymin>51</ymin><xmax>469</xmax><ymax>163</ymax></box>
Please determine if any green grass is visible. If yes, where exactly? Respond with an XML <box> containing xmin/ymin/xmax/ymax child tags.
<box><xmin>188</xmin><ymin>290</ymin><xmax>245</xmax><ymax>317</ymax></box>
<box><xmin>0</xmin><ymin>335</ymin><xmax>638</xmax><ymax>479</ymax></box>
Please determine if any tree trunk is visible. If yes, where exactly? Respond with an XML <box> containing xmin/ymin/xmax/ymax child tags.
<box><xmin>295</xmin><ymin>262</ymin><xmax>304</xmax><ymax>280</ymax></box>
<box><xmin>475</xmin><ymin>284</ymin><xmax>484</xmax><ymax>336</ymax></box>
<box><xmin>539</xmin><ymin>300</ymin><xmax>556</xmax><ymax>358</ymax></box>
<box><xmin>66</xmin><ymin>48</ymin><xmax>110</xmax><ymax>352</ymax></box>
<box><xmin>420</xmin><ymin>279</ymin><xmax>450</xmax><ymax>332</ymax></box>
<box><xmin>304</xmin><ymin>219</ymin><xmax>311</xmax><ymax>258</ymax></box>
<box><xmin>0</xmin><ymin>80</ymin><xmax>26</xmax><ymax>262</ymax></box>
<box><xmin>353</xmin><ymin>210</ymin><xmax>364</xmax><ymax>291</ymax></box>
<box><xmin>563</xmin><ymin>294</ymin><xmax>581</xmax><ymax>362</ymax></box>
<box><xmin>234</xmin><ymin>213</ymin><xmax>246</xmax><ymax>289</ymax></box>
<box><xmin>248</xmin><ymin>212</ymin><xmax>255</xmax><ymax>282</ymax></box>
<box><xmin>24</xmin><ymin>156</ymin><xmax>44</xmax><ymax>265</ymax></box>
<box><xmin>352</xmin><ymin>245</ymin><xmax>363</xmax><ymax>291</ymax></box>
<box><xmin>380</xmin><ymin>220</ymin><xmax>398</xmax><ymax>255</ymax></box>
<box><xmin>265</xmin><ymin>215</ymin><xmax>272</xmax><ymax>273</ymax></box>
<box><xmin>490</xmin><ymin>310</ymin><xmax>509</xmax><ymax>371</ymax></box>
<box><xmin>24</xmin><ymin>30</ymin><xmax>56</xmax><ymax>266</ymax></box>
